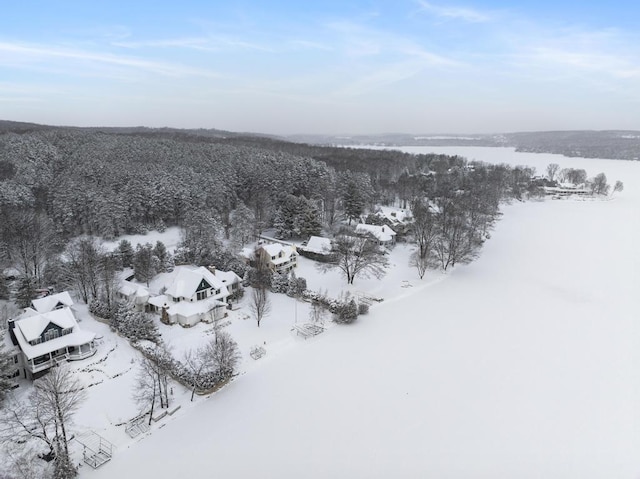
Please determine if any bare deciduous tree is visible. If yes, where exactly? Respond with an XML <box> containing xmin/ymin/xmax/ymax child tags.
<box><xmin>322</xmin><ymin>233</ymin><xmax>389</xmax><ymax>284</ymax></box>
<box><xmin>410</xmin><ymin>198</ymin><xmax>439</xmax><ymax>279</ymax></box>
<box><xmin>611</xmin><ymin>180</ymin><xmax>624</xmax><ymax>196</ymax></box>
<box><xmin>33</xmin><ymin>366</ymin><xmax>85</xmax><ymax>462</ymax></box>
<box><xmin>133</xmin><ymin>347</ymin><xmax>173</xmax><ymax>425</ymax></box>
<box><xmin>64</xmin><ymin>237</ymin><xmax>104</xmax><ymax>304</ymax></box>
<box><xmin>184</xmin><ymin>331</ymin><xmax>240</xmax><ymax>401</ymax></box>
<box><xmin>183</xmin><ymin>348</ymin><xmax>216</xmax><ymax>402</ymax></box>
<box><xmin>1</xmin><ymin>365</ymin><xmax>85</xmax><ymax>477</ymax></box>
<box><xmin>589</xmin><ymin>172</ymin><xmax>610</xmax><ymax>195</ymax></box>
<box><xmin>249</xmin><ymin>287</ymin><xmax>271</xmax><ymax>328</ymax></box>
<box><xmin>546</xmin><ymin>163</ymin><xmax>560</xmax><ymax>182</ymax></box>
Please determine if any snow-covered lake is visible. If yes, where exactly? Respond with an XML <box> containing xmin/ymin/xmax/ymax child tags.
<box><xmin>82</xmin><ymin>147</ymin><xmax>640</xmax><ymax>479</ymax></box>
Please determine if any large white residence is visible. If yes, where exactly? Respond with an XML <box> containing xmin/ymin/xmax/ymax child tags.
<box><xmin>8</xmin><ymin>292</ymin><xmax>97</xmax><ymax>380</ymax></box>
<box><xmin>120</xmin><ymin>265</ymin><xmax>242</xmax><ymax>328</ymax></box>
<box><xmin>255</xmin><ymin>243</ymin><xmax>298</xmax><ymax>274</ymax></box>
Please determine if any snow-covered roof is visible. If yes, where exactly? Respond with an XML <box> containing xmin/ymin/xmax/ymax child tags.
<box><xmin>148</xmin><ymin>294</ymin><xmax>170</xmax><ymax>309</ymax></box>
<box><xmin>213</xmin><ymin>269</ymin><xmax>242</xmax><ymax>285</ymax></box>
<box><xmin>377</xmin><ymin>206</ymin><xmax>411</xmax><ymax>224</ymax></box>
<box><xmin>355</xmin><ymin>224</ymin><xmax>396</xmax><ymax>242</ymax></box>
<box><xmin>168</xmin><ymin>297</ymin><xmax>226</xmax><ymax>318</ymax></box>
<box><xmin>305</xmin><ymin>236</ymin><xmax>332</xmax><ymax>254</ymax></box>
<box><xmin>119</xmin><ymin>281</ymin><xmax>149</xmax><ymax>300</ymax></box>
<box><xmin>260</xmin><ymin>244</ymin><xmax>297</xmax><ymax>264</ymax></box>
<box><xmin>13</xmin><ymin>308</ymin><xmax>96</xmax><ymax>360</ymax></box>
<box><xmin>31</xmin><ymin>291</ymin><xmax>74</xmax><ymax>313</ymax></box>
<box><xmin>15</xmin><ymin>307</ymin><xmax>77</xmax><ymax>342</ymax></box>
<box><xmin>149</xmin><ymin>265</ymin><xmax>229</xmax><ymax>298</ymax></box>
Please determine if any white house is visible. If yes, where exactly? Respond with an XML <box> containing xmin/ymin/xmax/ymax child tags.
<box><xmin>9</xmin><ymin>293</ymin><xmax>96</xmax><ymax>379</ymax></box>
<box><xmin>144</xmin><ymin>265</ymin><xmax>233</xmax><ymax>327</ymax></box>
<box><xmin>255</xmin><ymin>243</ymin><xmax>298</xmax><ymax>273</ymax></box>
<box><xmin>355</xmin><ymin>224</ymin><xmax>397</xmax><ymax>247</ymax></box>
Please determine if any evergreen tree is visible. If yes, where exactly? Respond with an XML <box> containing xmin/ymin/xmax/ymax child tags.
<box><xmin>296</xmin><ymin>197</ymin><xmax>322</xmax><ymax>238</ymax></box>
<box><xmin>153</xmin><ymin>241</ymin><xmax>170</xmax><ymax>273</ymax></box>
<box><xmin>229</xmin><ymin>201</ymin><xmax>256</xmax><ymax>247</ymax></box>
<box><xmin>342</xmin><ymin>179</ymin><xmax>366</xmax><ymax>225</ymax></box>
<box><xmin>116</xmin><ymin>239</ymin><xmax>135</xmax><ymax>269</ymax></box>
<box><xmin>133</xmin><ymin>243</ymin><xmax>157</xmax><ymax>286</ymax></box>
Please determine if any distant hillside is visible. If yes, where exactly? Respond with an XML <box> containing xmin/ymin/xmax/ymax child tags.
<box><xmin>287</xmin><ymin>130</ymin><xmax>640</xmax><ymax>161</ymax></box>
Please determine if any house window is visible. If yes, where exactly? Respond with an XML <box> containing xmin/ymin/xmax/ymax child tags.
<box><xmin>173</xmin><ymin>297</ymin><xmax>181</xmax><ymax>303</ymax></box>
<box><xmin>44</xmin><ymin>329</ymin><xmax>59</xmax><ymax>342</ymax></box>
<box><xmin>197</xmin><ymin>290</ymin><xmax>208</xmax><ymax>301</ymax></box>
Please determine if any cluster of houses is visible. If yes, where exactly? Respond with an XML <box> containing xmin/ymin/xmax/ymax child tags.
<box><xmin>3</xmin><ymin>206</ymin><xmax>413</xmax><ymax>382</ymax></box>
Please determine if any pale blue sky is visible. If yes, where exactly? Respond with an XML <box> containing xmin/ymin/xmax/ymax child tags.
<box><xmin>1</xmin><ymin>1</ymin><xmax>638</xmax><ymax>134</ymax></box>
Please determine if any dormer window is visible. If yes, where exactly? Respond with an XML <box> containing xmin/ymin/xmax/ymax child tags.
<box><xmin>44</xmin><ymin>329</ymin><xmax>59</xmax><ymax>342</ymax></box>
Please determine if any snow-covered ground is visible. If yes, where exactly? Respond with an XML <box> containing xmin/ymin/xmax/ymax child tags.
<box><xmin>65</xmin><ymin>147</ymin><xmax>640</xmax><ymax>478</ymax></box>
<box><xmin>101</xmin><ymin>226</ymin><xmax>183</xmax><ymax>253</ymax></box>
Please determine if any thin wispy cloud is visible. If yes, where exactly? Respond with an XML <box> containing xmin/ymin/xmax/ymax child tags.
<box><xmin>0</xmin><ymin>41</ymin><xmax>220</xmax><ymax>79</ymax></box>
<box><xmin>113</xmin><ymin>36</ymin><xmax>274</xmax><ymax>53</ymax></box>
<box><xmin>416</xmin><ymin>0</ymin><xmax>492</xmax><ymax>23</ymax></box>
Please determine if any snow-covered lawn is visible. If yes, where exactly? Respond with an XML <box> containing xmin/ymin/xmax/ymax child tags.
<box><xmin>66</xmin><ymin>149</ymin><xmax>640</xmax><ymax>479</ymax></box>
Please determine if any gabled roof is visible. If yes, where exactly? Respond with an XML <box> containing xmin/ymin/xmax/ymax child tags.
<box><xmin>355</xmin><ymin>224</ymin><xmax>396</xmax><ymax>242</ymax></box>
<box><xmin>31</xmin><ymin>291</ymin><xmax>74</xmax><ymax>313</ymax></box>
<box><xmin>163</xmin><ymin>266</ymin><xmax>227</xmax><ymax>299</ymax></box>
<box><xmin>213</xmin><ymin>269</ymin><xmax>242</xmax><ymax>285</ymax></box>
<box><xmin>15</xmin><ymin>308</ymin><xmax>77</xmax><ymax>342</ymax></box>
<box><xmin>13</xmin><ymin>308</ymin><xmax>95</xmax><ymax>360</ymax></box>
<box><xmin>259</xmin><ymin>244</ymin><xmax>297</xmax><ymax>264</ymax></box>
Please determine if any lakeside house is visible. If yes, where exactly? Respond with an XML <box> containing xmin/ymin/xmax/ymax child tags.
<box><xmin>120</xmin><ymin>265</ymin><xmax>241</xmax><ymax>327</ymax></box>
<box><xmin>8</xmin><ymin>292</ymin><xmax>97</xmax><ymax>380</ymax></box>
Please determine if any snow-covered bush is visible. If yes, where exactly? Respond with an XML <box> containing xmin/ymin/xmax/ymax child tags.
<box><xmin>271</xmin><ymin>272</ymin><xmax>289</xmax><ymax>294</ymax></box>
<box><xmin>358</xmin><ymin>302</ymin><xmax>370</xmax><ymax>315</ymax></box>
<box><xmin>89</xmin><ymin>298</ymin><xmax>115</xmax><ymax>320</ymax></box>
<box><xmin>287</xmin><ymin>272</ymin><xmax>307</xmax><ymax>297</ymax></box>
<box><xmin>111</xmin><ymin>303</ymin><xmax>160</xmax><ymax>343</ymax></box>
<box><xmin>333</xmin><ymin>298</ymin><xmax>358</xmax><ymax>324</ymax></box>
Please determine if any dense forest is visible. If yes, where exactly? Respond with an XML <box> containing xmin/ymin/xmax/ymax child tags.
<box><xmin>0</xmin><ymin>122</ymin><xmax>545</xmax><ymax>296</ymax></box>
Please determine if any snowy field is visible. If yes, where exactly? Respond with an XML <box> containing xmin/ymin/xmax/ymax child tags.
<box><xmin>69</xmin><ymin>147</ymin><xmax>639</xmax><ymax>478</ymax></box>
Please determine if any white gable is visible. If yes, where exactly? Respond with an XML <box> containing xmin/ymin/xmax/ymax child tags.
<box><xmin>15</xmin><ymin>308</ymin><xmax>77</xmax><ymax>342</ymax></box>
<box><xmin>160</xmin><ymin>266</ymin><xmax>226</xmax><ymax>299</ymax></box>
<box><xmin>31</xmin><ymin>291</ymin><xmax>74</xmax><ymax>313</ymax></box>
<box><xmin>355</xmin><ymin>224</ymin><xmax>396</xmax><ymax>242</ymax></box>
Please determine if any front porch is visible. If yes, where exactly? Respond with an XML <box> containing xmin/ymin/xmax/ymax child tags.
<box><xmin>26</xmin><ymin>341</ymin><xmax>97</xmax><ymax>378</ymax></box>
